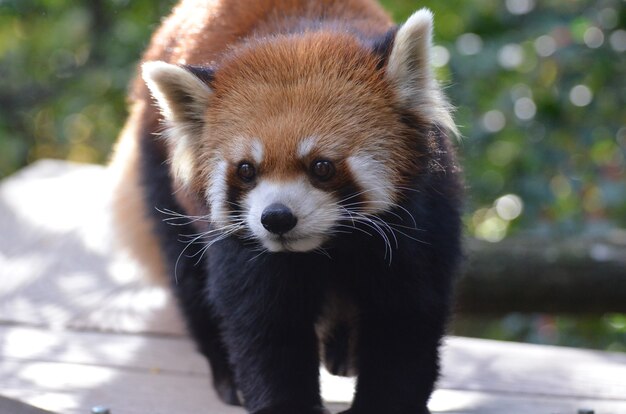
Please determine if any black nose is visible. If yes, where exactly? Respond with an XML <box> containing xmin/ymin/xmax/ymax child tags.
<box><xmin>261</xmin><ymin>203</ymin><xmax>298</xmax><ymax>234</ymax></box>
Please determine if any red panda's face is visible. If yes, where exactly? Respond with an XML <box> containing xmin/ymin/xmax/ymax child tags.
<box><xmin>201</xmin><ymin>34</ymin><xmax>419</xmax><ymax>252</ymax></box>
<box><xmin>143</xmin><ymin>10</ymin><xmax>456</xmax><ymax>253</ymax></box>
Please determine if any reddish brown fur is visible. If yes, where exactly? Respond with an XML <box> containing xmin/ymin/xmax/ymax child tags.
<box><xmin>199</xmin><ymin>32</ymin><xmax>423</xmax><ymax>188</ymax></box>
<box><xmin>132</xmin><ymin>0</ymin><xmax>391</xmax><ymax>101</ymax></box>
<box><xmin>110</xmin><ymin>0</ymin><xmax>426</xmax><ymax>280</ymax></box>
<box><xmin>109</xmin><ymin>104</ymin><xmax>170</xmax><ymax>284</ymax></box>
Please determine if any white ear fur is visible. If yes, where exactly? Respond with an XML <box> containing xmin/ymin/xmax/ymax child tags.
<box><xmin>142</xmin><ymin>61</ymin><xmax>213</xmax><ymax>186</ymax></box>
<box><xmin>142</xmin><ymin>60</ymin><xmax>212</xmax><ymax>125</ymax></box>
<box><xmin>386</xmin><ymin>9</ymin><xmax>458</xmax><ymax>136</ymax></box>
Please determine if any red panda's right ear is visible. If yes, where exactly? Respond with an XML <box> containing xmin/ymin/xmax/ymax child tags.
<box><xmin>142</xmin><ymin>61</ymin><xmax>213</xmax><ymax>129</ymax></box>
<box><xmin>142</xmin><ymin>61</ymin><xmax>213</xmax><ymax>188</ymax></box>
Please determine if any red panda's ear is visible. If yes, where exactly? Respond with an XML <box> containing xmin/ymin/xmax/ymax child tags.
<box><xmin>386</xmin><ymin>9</ymin><xmax>458</xmax><ymax>136</ymax></box>
<box><xmin>142</xmin><ymin>61</ymin><xmax>212</xmax><ymax>129</ymax></box>
<box><xmin>142</xmin><ymin>61</ymin><xmax>213</xmax><ymax>187</ymax></box>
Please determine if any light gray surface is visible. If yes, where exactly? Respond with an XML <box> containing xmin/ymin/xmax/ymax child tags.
<box><xmin>1</xmin><ymin>160</ymin><xmax>626</xmax><ymax>414</ymax></box>
<box><xmin>0</xmin><ymin>160</ymin><xmax>184</xmax><ymax>335</ymax></box>
<box><xmin>0</xmin><ymin>395</ymin><xmax>56</xmax><ymax>414</ymax></box>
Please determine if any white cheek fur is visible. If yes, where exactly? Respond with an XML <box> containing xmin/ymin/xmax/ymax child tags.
<box><xmin>207</xmin><ymin>160</ymin><xmax>229</xmax><ymax>224</ymax></box>
<box><xmin>206</xmin><ymin>154</ymin><xmax>396</xmax><ymax>252</ymax></box>
<box><xmin>244</xmin><ymin>178</ymin><xmax>339</xmax><ymax>252</ymax></box>
<box><xmin>346</xmin><ymin>154</ymin><xmax>394</xmax><ymax>212</ymax></box>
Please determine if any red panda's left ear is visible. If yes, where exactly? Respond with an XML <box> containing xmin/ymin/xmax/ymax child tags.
<box><xmin>386</xmin><ymin>9</ymin><xmax>458</xmax><ymax>136</ymax></box>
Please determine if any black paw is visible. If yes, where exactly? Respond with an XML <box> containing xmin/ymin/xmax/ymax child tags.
<box><xmin>213</xmin><ymin>377</ymin><xmax>242</xmax><ymax>406</ymax></box>
<box><xmin>338</xmin><ymin>408</ymin><xmax>430</xmax><ymax>414</ymax></box>
<box><xmin>253</xmin><ymin>405</ymin><xmax>330</xmax><ymax>414</ymax></box>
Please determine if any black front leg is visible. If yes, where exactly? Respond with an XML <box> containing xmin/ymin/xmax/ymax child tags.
<box><xmin>207</xmin><ymin>241</ymin><xmax>330</xmax><ymax>414</ymax></box>
<box><xmin>344</xmin><ymin>262</ymin><xmax>452</xmax><ymax>414</ymax></box>
<box><xmin>347</xmin><ymin>308</ymin><xmax>444</xmax><ymax>414</ymax></box>
<box><xmin>176</xmin><ymin>278</ymin><xmax>241</xmax><ymax>406</ymax></box>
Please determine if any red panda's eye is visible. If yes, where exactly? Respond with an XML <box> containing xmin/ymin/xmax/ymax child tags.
<box><xmin>311</xmin><ymin>160</ymin><xmax>335</xmax><ymax>181</ymax></box>
<box><xmin>237</xmin><ymin>162</ymin><xmax>256</xmax><ymax>182</ymax></box>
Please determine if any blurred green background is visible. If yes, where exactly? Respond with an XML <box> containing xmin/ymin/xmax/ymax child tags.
<box><xmin>0</xmin><ymin>0</ymin><xmax>624</xmax><ymax>351</ymax></box>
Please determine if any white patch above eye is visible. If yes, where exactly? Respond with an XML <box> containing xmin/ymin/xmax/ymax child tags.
<box><xmin>297</xmin><ymin>136</ymin><xmax>317</xmax><ymax>159</ymax></box>
<box><xmin>347</xmin><ymin>154</ymin><xmax>394</xmax><ymax>212</ymax></box>
<box><xmin>244</xmin><ymin>177</ymin><xmax>339</xmax><ymax>252</ymax></box>
<box><xmin>250</xmin><ymin>139</ymin><xmax>264</xmax><ymax>164</ymax></box>
<box><xmin>207</xmin><ymin>160</ymin><xmax>229</xmax><ymax>224</ymax></box>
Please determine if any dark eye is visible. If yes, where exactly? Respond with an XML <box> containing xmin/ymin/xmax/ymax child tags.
<box><xmin>237</xmin><ymin>162</ymin><xmax>256</xmax><ymax>182</ymax></box>
<box><xmin>311</xmin><ymin>160</ymin><xmax>335</xmax><ymax>181</ymax></box>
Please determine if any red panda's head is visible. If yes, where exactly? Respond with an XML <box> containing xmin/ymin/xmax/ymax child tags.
<box><xmin>143</xmin><ymin>9</ymin><xmax>456</xmax><ymax>253</ymax></box>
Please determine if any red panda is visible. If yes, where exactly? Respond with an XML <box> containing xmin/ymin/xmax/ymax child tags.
<box><xmin>110</xmin><ymin>1</ymin><xmax>462</xmax><ymax>413</ymax></box>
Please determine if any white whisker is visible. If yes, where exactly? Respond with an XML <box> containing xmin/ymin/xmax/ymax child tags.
<box><xmin>248</xmin><ymin>249</ymin><xmax>268</xmax><ymax>262</ymax></box>
<box><xmin>314</xmin><ymin>247</ymin><xmax>332</xmax><ymax>259</ymax></box>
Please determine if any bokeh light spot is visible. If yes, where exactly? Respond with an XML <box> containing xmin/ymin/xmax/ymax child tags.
<box><xmin>569</xmin><ymin>84</ymin><xmax>593</xmax><ymax>107</ymax></box>
<box><xmin>609</xmin><ymin>30</ymin><xmax>626</xmax><ymax>52</ymax></box>
<box><xmin>482</xmin><ymin>110</ymin><xmax>506</xmax><ymax>133</ymax></box>
<box><xmin>514</xmin><ymin>97</ymin><xmax>537</xmax><ymax>120</ymax></box>
<box><xmin>456</xmin><ymin>33</ymin><xmax>483</xmax><ymax>55</ymax></box>
<box><xmin>505</xmin><ymin>0</ymin><xmax>535</xmax><ymax>15</ymax></box>
<box><xmin>534</xmin><ymin>35</ymin><xmax>557</xmax><ymax>57</ymax></box>
<box><xmin>495</xmin><ymin>194</ymin><xmax>524</xmax><ymax>220</ymax></box>
<box><xmin>431</xmin><ymin>45</ymin><xmax>450</xmax><ymax>68</ymax></box>
<box><xmin>598</xmin><ymin>8</ymin><xmax>618</xmax><ymax>30</ymax></box>
<box><xmin>473</xmin><ymin>207</ymin><xmax>509</xmax><ymax>243</ymax></box>
<box><xmin>583</xmin><ymin>27</ymin><xmax>604</xmax><ymax>48</ymax></box>
<box><xmin>498</xmin><ymin>43</ymin><xmax>524</xmax><ymax>69</ymax></box>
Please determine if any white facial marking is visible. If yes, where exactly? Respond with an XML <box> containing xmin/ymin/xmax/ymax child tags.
<box><xmin>170</xmin><ymin>139</ymin><xmax>195</xmax><ymax>187</ymax></box>
<box><xmin>297</xmin><ymin>136</ymin><xmax>317</xmax><ymax>159</ymax></box>
<box><xmin>347</xmin><ymin>154</ymin><xmax>394</xmax><ymax>212</ymax></box>
<box><xmin>250</xmin><ymin>139</ymin><xmax>264</xmax><ymax>165</ymax></box>
<box><xmin>207</xmin><ymin>160</ymin><xmax>229</xmax><ymax>224</ymax></box>
<box><xmin>244</xmin><ymin>177</ymin><xmax>339</xmax><ymax>252</ymax></box>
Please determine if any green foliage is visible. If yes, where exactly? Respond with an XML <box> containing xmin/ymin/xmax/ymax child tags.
<box><xmin>0</xmin><ymin>0</ymin><xmax>176</xmax><ymax>176</ymax></box>
<box><xmin>453</xmin><ymin>313</ymin><xmax>626</xmax><ymax>353</ymax></box>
